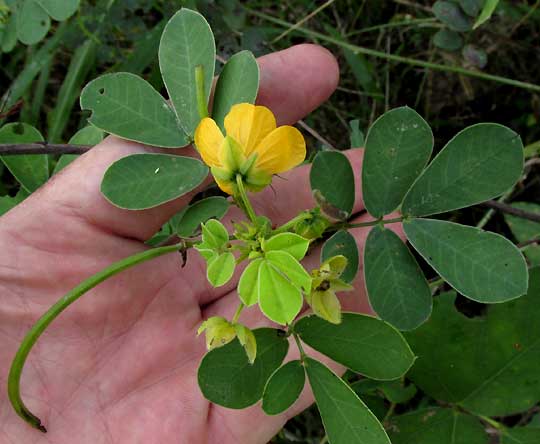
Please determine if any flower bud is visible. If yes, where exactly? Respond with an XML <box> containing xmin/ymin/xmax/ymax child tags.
<box><xmin>197</xmin><ymin>316</ymin><xmax>237</xmax><ymax>350</ymax></box>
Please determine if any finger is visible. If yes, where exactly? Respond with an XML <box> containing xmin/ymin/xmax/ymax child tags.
<box><xmin>9</xmin><ymin>44</ymin><xmax>339</xmax><ymax>244</ymax></box>
<box><xmin>195</xmin><ymin>148</ymin><xmax>364</xmax><ymax>305</ymax></box>
<box><xmin>204</xmin><ymin>213</ymin><xmax>404</xmax><ymax>444</ymax></box>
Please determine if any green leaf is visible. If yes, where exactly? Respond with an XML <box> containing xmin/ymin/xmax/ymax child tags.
<box><xmin>462</xmin><ymin>44</ymin><xmax>488</xmax><ymax>69</ymax></box>
<box><xmin>207</xmin><ymin>252</ymin><xmax>235</xmax><ymax>287</ymax></box>
<box><xmin>263</xmin><ymin>233</ymin><xmax>310</xmax><ymax>261</ymax></box>
<box><xmin>305</xmin><ymin>358</ymin><xmax>391</xmax><ymax>444</ymax></box>
<box><xmin>176</xmin><ymin>196</ymin><xmax>230</xmax><ymax>237</ymax></box>
<box><xmin>295</xmin><ymin>313</ymin><xmax>415</xmax><ymax>380</ymax></box>
<box><xmin>402</xmin><ymin>123</ymin><xmax>523</xmax><ymax>217</ymax></box>
<box><xmin>212</xmin><ymin>50</ymin><xmax>259</xmax><ymax>130</ymax></box>
<box><xmin>433</xmin><ymin>1</ymin><xmax>474</xmax><ymax>32</ymax></box>
<box><xmin>17</xmin><ymin>0</ymin><xmax>50</xmax><ymax>45</ymax></box>
<box><xmin>258</xmin><ymin>261</ymin><xmax>304</xmax><ymax>325</ymax></box>
<box><xmin>80</xmin><ymin>72</ymin><xmax>189</xmax><ymax>148</ymax></box>
<box><xmin>459</xmin><ymin>0</ymin><xmax>483</xmax><ymax>17</ymax></box>
<box><xmin>198</xmin><ymin>328</ymin><xmax>288</xmax><ymax>409</ymax></box>
<box><xmin>505</xmin><ymin>202</ymin><xmax>540</xmax><ymax>266</ymax></box>
<box><xmin>406</xmin><ymin>269</ymin><xmax>540</xmax><ymax>416</ymax></box>
<box><xmin>321</xmin><ymin>230</ymin><xmax>359</xmax><ymax>283</ymax></box>
<box><xmin>433</xmin><ymin>28</ymin><xmax>464</xmax><ymax>51</ymax></box>
<box><xmin>310</xmin><ymin>151</ymin><xmax>355</xmax><ymax>218</ymax></box>
<box><xmin>54</xmin><ymin>125</ymin><xmax>104</xmax><ymax>174</ymax></box>
<box><xmin>364</xmin><ymin>226</ymin><xmax>432</xmax><ymax>331</ymax></box>
<box><xmin>100</xmin><ymin>153</ymin><xmax>208</xmax><ymax>210</ymax></box>
<box><xmin>502</xmin><ymin>428</ymin><xmax>540</xmax><ymax>444</ymax></box>
<box><xmin>262</xmin><ymin>360</ymin><xmax>305</xmax><ymax>415</ymax></box>
<box><xmin>265</xmin><ymin>250</ymin><xmax>312</xmax><ymax>292</ymax></box>
<box><xmin>0</xmin><ymin>123</ymin><xmax>48</xmax><ymax>192</ymax></box>
<box><xmin>238</xmin><ymin>258</ymin><xmax>263</xmax><ymax>306</ymax></box>
<box><xmin>2</xmin><ymin>9</ymin><xmax>18</xmax><ymax>53</ymax></box>
<box><xmin>201</xmin><ymin>219</ymin><xmax>229</xmax><ymax>249</ymax></box>
<box><xmin>48</xmin><ymin>39</ymin><xmax>96</xmax><ymax>143</ymax></box>
<box><xmin>404</xmin><ymin>218</ymin><xmax>528</xmax><ymax>303</ymax></box>
<box><xmin>362</xmin><ymin>106</ymin><xmax>433</xmax><ymax>218</ymax></box>
<box><xmin>474</xmin><ymin>0</ymin><xmax>500</xmax><ymax>29</ymax></box>
<box><xmin>159</xmin><ymin>8</ymin><xmax>215</xmax><ymax>137</ymax></box>
<box><xmin>378</xmin><ymin>380</ymin><xmax>417</xmax><ymax>404</ymax></box>
<box><xmin>387</xmin><ymin>408</ymin><xmax>488</xmax><ymax>444</ymax></box>
<box><xmin>36</xmin><ymin>0</ymin><xmax>79</xmax><ymax>21</ymax></box>
<box><xmin>349</xmin><ymin>119</ymin><xmax>365</xmax><ymax>148</ymax></box>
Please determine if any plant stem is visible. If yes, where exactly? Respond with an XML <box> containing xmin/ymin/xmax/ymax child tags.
<box><xmin>292</xmin><ymin>331</ymin><xmax>307</xmax><ymax>363</ymax></box>
<box><xmin>232</xmin><ymin>303</ymin><xmax>245</xmax><ymax>323</ymax></box>
<box><xmin>235</xmin><ymin>174</ymin><xmax>257</xmax><ymax>223</ymax></box>
<box><xmin>246</xmin><ymin>9</ymin><xmax>540</xmax><ymax>93</ymax></box>
<box><xmin>8</xmin><ymin>243</ymin><xmax>184</xmax><ymax>433</ymax></box>
<box><xmin>273</xmin><ymin>212</ymin><xmax>312</xmax><ymax>235</ymax></box>
<box><xmin>478</xmin><ymin>414</ymin><xmax>504</xmax><ymax>430</ymax></box>
<box><xmin>195</xmin><ymin>65</ymin><xmax>209</xmax><ymax>120</ymax></box>
<box><xmin>0</xmin><ymin>143</ymin><xmax>90</xmax><ymax>155</ymax></box>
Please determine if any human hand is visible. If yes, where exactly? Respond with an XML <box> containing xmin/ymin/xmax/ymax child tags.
<box><xmin>0</xmin><ymin>44</ymin><xmax>401</xmax><ymax>443</ymax></box>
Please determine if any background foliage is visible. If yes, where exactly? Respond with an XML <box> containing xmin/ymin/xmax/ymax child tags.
<box><xmin>1</xmin><ymin>1</ymin><xmax>540</xmax><ymax>443</ymax></box>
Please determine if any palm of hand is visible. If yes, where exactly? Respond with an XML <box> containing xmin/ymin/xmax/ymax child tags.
<box><xmin>0</xmin><ymin>46</ymin><xmax>390</xmax><ymax>444</ymax></box>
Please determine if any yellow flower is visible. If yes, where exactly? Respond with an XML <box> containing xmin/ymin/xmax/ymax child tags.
<box><xmin>194</xmin><ymin>103</ymin><xmax>306</xmax><ymax>194</ymax></box>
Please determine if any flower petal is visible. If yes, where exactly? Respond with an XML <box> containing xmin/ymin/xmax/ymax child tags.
<box><xmin>195</xmin><ymin>118</ymin><xmax>224</xmax><ymax>167</ymax></box>
<box><xmin>253</xmin><ymin>126</ymin><xmax>306</xmax><ymax>174</ymax></box>
<box><xmin>214</xmin><ymin>178</ymin><xmax>235</xmax><ymax>195</ymax></box>
<box><xmin>224</xmin><ymin>103</ymin><xmax>276</xmax><ymax>156</ymax></box>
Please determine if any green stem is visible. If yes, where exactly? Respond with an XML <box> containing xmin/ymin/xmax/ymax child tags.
<box><xmin>246</xmin><ymin>8</ymin><xmax>540</xmax><ymax>93</ymax></box>
<box><xmin>232</xmin><ymin>303</ymin><xmax>245</xmax><ymax>323</ymax></box>
<box><xmin>292</xmin><ymin>331</ymin><xmax>307</xmax><ymax>363</ymax></box>
<box><xmin>235</xmin><ymin>174</ymin><xmax>257</xmax><ymax>223</ymax></box>
<box><xmin>195</xmin><ymin>65</ymin><xmax>209</xmax><ymax>120</ymax></box>
<box><xmin>478</xmin><ymin>414</ymin><xmax>504</xmax><ymax>430</ymax></box>
<box><xmin>8</xmin><ymin>243</ymin><xmax>184</xmax><ymax>433</ymax></box>
<box><xmin>273</xmin><ymin>212</ymin><xmax>312</xmax><ymax>235</ymax></box>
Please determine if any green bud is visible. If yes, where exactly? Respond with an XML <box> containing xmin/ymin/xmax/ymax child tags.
<box><xmin>309</xmin><ymin>290</ymin><xmax>342</xmax><ymax>324</ymax></box>
<box><xmin>197</xmin><ymin>316</ymin><xmax>237</xmax><ymax>350</ymax></box>
<box><xmin>294</xmin><ymin>209</ymin><xmax>331</xmax><ymax>240</ymax></box>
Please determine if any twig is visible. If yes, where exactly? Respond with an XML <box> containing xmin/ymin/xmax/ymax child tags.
<box><xmin>480</xmin><ymin>200</ymin><xmax>540</xmax><ymax>223</ymax></box>
<box><xmin>0</xmin><ymin>143</ymin><xmax>91</xmax><ymax>155</ymax></box>
<box><xmin>517</xmin><ymin>238</ymin><xmax>540</xmax><ymax>249</ymax></box>
<box><xmin>246</xmin><ymin>9</ymin><xmax>540</xmax><ymax>93</ymax></box>
<box><xmin>297</xmin><ymin>120</ymin><xmax>335</xmax><ymax>149</ymax></box>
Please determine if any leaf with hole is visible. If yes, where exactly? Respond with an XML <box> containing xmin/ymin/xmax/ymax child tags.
<box><xmin>198</xmin><ymin>328</ymin><xmax>288</xmax><ymax>409</ymax></box>
<box><xmin>262</xmin><ymin>360</ymin><xmax>305</xmax><ymax>415</ymax></box>
<box><xmin>0</xmin><ymin>123</ymin><xmax>48</xmax><ymax>192</ymax></box>
<box><xmin>80</xmin><ymin>72</ymin><xmax>188</xmax><ymax>148</ymax></box>
<box><xmin>212</xmin><ymin>50</ymin><xmax>259</xmax><ymax>130</ymax></box>
<box><xmin>364</xmin><ymin>226</ymin><xmax>432</xmax><ymax>331</ymax></box>
<box><xmin>404</xmin><ymin>218</ymin><xmax>528</xmax><ymax>303</ymax></box>
<box><xmin>362</xmin><ymin>106</ymin><xmax>433</xmax><ymax>218</ymax></box>
<box><xmin>406</xmin><ymin>270</ymin><xmax>540</xmax><ymax>416</ymax></box>
<box><xmin>159</xmin><ymin>8</ymin><xmax>215</xmax><ymax>137</ymax></box>
<box><xmin>17</xmin><ymin>0</ymin><xmax>50</xmax><ymax>45</ymax></box>
<box><xmin>387</xmin><ymin>408</ymin><xmax>488</xmax><ymax>444</ymax></box>
<box><xmin>176</xmin><ymin>196</ymin><xmax>230</xmax><ymax>237</ymax></box>
<box><xmin>310</xmin><ymin>151</ymin><xmax>355</xmax><ymax>219</ymax></box>
<box><xmin>305</xmin><ymin>358</ymin><xmax>391</xmax><ymax>444</ymax></box>
<box><xmin>321</xmin><ymin>230</ymin><xmax>359</xmax><ymax>283</ymax></box>
<box><xmin>295</xmin><ymin>313</ymin><xmax>415</xmax><ymax>380</ymax></box>
<box><xmin>100</xmin><ymin>153</ymin><xmax>208</xmax><ymax>210</ymax></box>
<box><xmin>402</xmin><ymin>123</ymin><xmax>523</xmax><ymax>217</ymax></box>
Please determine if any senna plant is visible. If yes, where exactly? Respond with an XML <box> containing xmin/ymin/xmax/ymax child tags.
<box><xmin>6</xmin><ymin>8</ymin><xmax>529</xmax><ymax>444</ymax></box>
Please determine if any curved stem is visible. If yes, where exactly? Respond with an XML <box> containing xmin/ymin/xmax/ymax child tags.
<box><xmin>235</xmin><ymin>174</ymin><xmax>257</xmax><ymax>223</ymax></box>
<box><xmin>272</xmin><ymin>212</ymin><xmax>312</xmax><ymax>235</ymax></box>
<box><xmin>8</xmin><ymin>243</ymin><xmax>184</xmax><ymax>432</ymax></box>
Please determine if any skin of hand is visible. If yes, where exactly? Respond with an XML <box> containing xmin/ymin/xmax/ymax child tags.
<box><xmin>0</xmin><ymin>44</ymin><xmax>403</xmax><ymax>444</ymax></box>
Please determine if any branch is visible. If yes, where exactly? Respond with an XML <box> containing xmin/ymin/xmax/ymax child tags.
<box><xmin>481</xmin><ymin>200</ymin><xmax>540</xmax><ymax>223</ymax></box>
<box><xmin>0</xmin><ymin>143</ymin><xmax>91</xmax><ymax>156</ymax></box>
